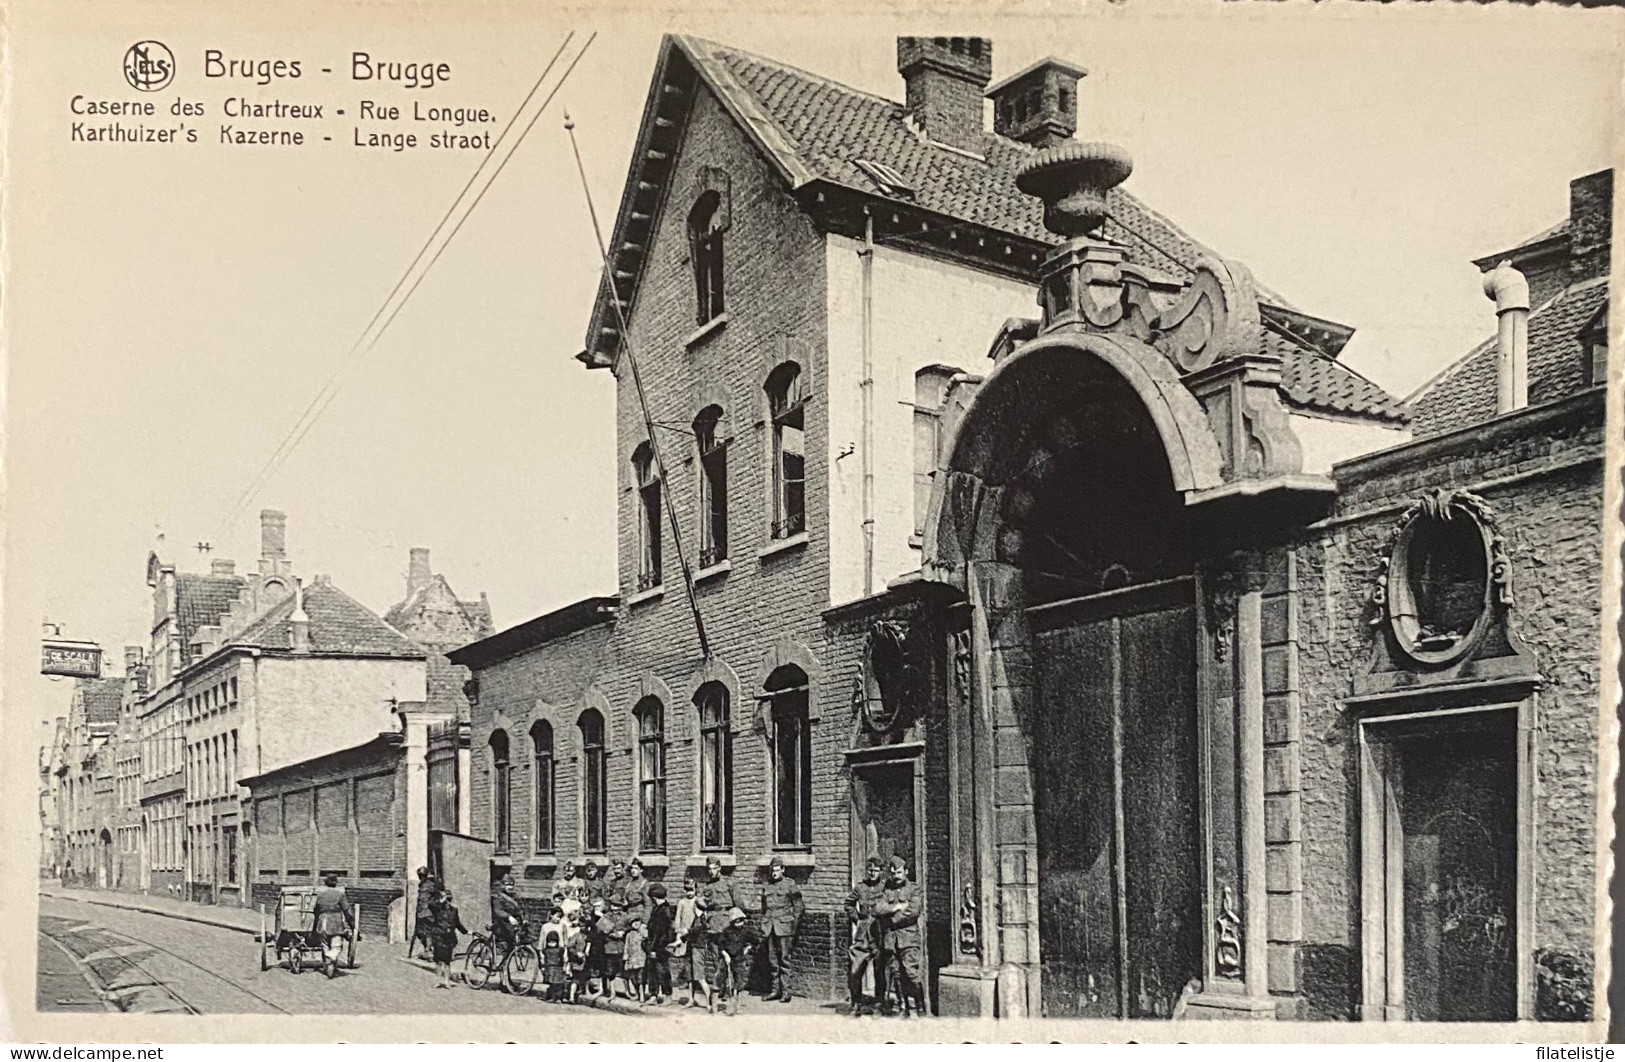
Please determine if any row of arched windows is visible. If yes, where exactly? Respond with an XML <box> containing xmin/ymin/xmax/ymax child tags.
<box><xmin>631</xmin><ymin>364</ymin><xmax>806</xmax><ymax>591</ymax></box>
<box><xmin>486</xmin><ymin>665</ymin><xmax>811</xmax><ymax>857</ymax></box>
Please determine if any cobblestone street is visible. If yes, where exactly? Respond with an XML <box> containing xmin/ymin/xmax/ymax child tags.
<box><xmin>37</xmin><ymin>889</ymin><xmax>847</xmax><ymax>1020</ymax></box>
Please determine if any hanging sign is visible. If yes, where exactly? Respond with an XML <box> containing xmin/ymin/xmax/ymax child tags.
<box><xmin>41</xmin><ymin>640</ymin><xmax>102</xmax><ymax>678</ymax></box>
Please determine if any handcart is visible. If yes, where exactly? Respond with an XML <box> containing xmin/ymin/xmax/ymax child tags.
<box><xmin>259</xmin><ymin>884</ymin><xmax>357</xmax><ymax>978</ymax></box>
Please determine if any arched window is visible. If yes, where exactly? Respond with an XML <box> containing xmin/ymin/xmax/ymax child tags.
<box><xmin>578</xmin><ymin>710</ymin><xmax>607</xmax><ymax>853</ymax></box>
<box><xmin>632</xmin><ymin>442</ymin><xmax>662</xmax><ymax>591</ymax></box>
<box><xmin>914</xmin><ymin>365</ymin><xmax>961</xmax><ymax>539</ymax></box>
<box><xmin>488</xmin><ymin>729</ymin><xmax>511</xmax><ymax>855</ymax></box>
<box><xmin>694</xmin><ymin>406</ymin><xmax>728</xmax><ymax>568</ymax></box>
<box><xmin>766</xmin><ymin>363</ymin><xmax>806</xmax><ymax>540</ymax></box>
<box><xmin>531</xmin><ymin>720</ymin><xmax>555</xmax><ymax>854</ymax></box>
<box><xmin>765</xmin><ymin>665</ymin><xmax>812</xmax><ymax>847</ymax></box>
<box><xmin>695</xmin><ymin>683</ymin><xmax>733</xmax><ymax>851</ymax></box>
<box><xmin>635</xmin><ymin>698</ymin><xmax>667</xmax><ymax>852</ymax></box>
<box><xmin>689</xmin><ymin>191</ymin><xmax>725</xmax><ymax>325</ymax></box>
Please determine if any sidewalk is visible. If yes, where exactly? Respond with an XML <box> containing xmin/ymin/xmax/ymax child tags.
<box><xmin>41</xmin><ymin>884</ymin><xmax>265</xmax><ymax>937</ymax></box>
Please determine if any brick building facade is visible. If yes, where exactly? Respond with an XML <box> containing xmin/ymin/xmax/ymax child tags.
<box><xmin>453</xmin><ymin>33</ymin><xmax>1608</xmax><ymax>1022</ymax></box>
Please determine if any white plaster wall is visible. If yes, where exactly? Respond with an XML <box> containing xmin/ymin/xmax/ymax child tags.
<box><xmin>1291</xmin><ymin>413</ymin><xmax>1412</xmax><ymax>474</ymax></box>
<box><xmin>825</xmin><ymin>235</ymin><xmax>1036</xmax><ymax>607</ymax></box>
<box><xmin>254</xmin><ymin>656</ymin><xmax>425</xmax><ymax>776</ymax></box>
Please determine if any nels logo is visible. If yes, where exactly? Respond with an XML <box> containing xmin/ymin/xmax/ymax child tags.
<box><xmin>123</xmin><ymin>40</ymin><xmax>175</xmax><ymax>92</ymax></box>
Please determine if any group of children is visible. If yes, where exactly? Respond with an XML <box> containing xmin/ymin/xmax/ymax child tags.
<box><xmin>531</xmin><ymin>869</ymin><xmax>758</xmax><ymax>1013</ymax></box>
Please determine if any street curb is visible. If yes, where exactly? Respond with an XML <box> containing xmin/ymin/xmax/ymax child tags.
<box><xmin>44</xmin><ymin>890</ymin><xmax>261</xmax><ymax>938</ymax></box>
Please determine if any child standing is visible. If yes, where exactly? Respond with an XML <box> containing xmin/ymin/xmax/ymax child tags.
<box><xmin>673</xmin><ymin>877</ymin><xmax>703</xmax><ymax>1007</ymax></box>
<box><xmin>623</xmin><ymin>916</ymin><xmax>648</xmax><ymax>1003</ymax></box>
<box><xmin>567</xmin><ymin>910</ymin><xmax>591</xmax><ymax>1003</ymax></box>
<box><xmin>541</xmin><ymin>929</ymin><xmax>569</xmax><ymax>1003</ymax></box>
<box><xmin>711</xmin><ymin>907</ymin><xmax>758</xmax><ymax>1016</ymax></box>
<box><xmin>643</xmin><ymin>883</ymin><xmax>675</xmax><ymax>1005</ymax></box>
<box><xmin>429</xmin><ymin>889</ymin><xmax>468</xmax><ymax>990</ymax></box>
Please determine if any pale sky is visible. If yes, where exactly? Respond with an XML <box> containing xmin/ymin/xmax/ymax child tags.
<box><xmin>6</xmin><ymin>1</ymin><xmax>1620</xmax><ymax>734</ymax></box>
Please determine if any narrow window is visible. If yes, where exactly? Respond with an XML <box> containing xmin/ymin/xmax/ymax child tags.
<box><xmin>696</xmin><ymin>683</ymin><xmax>733</xmax><ymax>850</ymax></box>
<box><xmin>689</xmin><ymin>191</ymin><xmax>725</xmax><ymax>326</ymax></box>
<box><xmin>579</xmin><ymin>710</ymin><xmax>607</xmax><ymax>853</ymax></box>
<box><xmin>489</xmin><ymin>729</ymin><xmax>511</xmax><ymax>856</ymax></box>
<box><xmin>636</xmin><ymin>698</ymin><xmax>667</xmax><ymax>852</ymax></box>
<box><xmin>695</xmin><ymin>406</ymin><xmax>729</xmax><ymax>567</ymax></box>
<box><xmin>767</xmin><ymin>363</ymin><xmax>807</xmax><ymax>540</ymax></box>
<box><xmin>913</xmin><ymin>366</ymin><xmax>961</xmax><ymax>539</ymax></box>
<box><xmin>531</xmin><ymin>720</ymin><xmax>555</xmax><ymax>853</ymax></box>
<box><xmin>633</xmin><ymin>442</ymin><xmax>663</xmax><ymax>590</ymax></box>
<box><xmin>766</xmin><ymin>666</ymin><xmax>813</xmax><ymax>847</ymax></box>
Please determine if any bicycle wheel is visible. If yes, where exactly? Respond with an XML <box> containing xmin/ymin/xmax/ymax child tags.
<box><xmin>464</xmin><ymin>938</ymin><xmax>496</xmax><ymax>989</ymax></box>
<box><xmin>503</xmin><ymin>944</ymin><xmax>540</xmax><ymax>996</ymax></box>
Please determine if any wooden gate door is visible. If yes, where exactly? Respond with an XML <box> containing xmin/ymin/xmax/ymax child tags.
<box><xmin>1032</xmin><ymin>580</ymin><xmax>1202</xmax><ymax>1018</ymax></box>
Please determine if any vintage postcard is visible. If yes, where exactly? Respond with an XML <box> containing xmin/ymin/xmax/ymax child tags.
<box><xmin>2</xmin><ymin>0</ymin><xmax>1621</xmax><ymax>1044</ymax></box>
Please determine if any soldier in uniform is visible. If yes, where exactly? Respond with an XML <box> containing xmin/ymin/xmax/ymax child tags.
<box><xmin>875</xmin><ymin>854</ymin><xmax>926</xmax><ymax>1017</ymax></box>
<box><xmin>313</xmin><ymin>873</ymin><xmax>354</xmax><ymax>971</ymax></box>
<box><xmin>759</xmin><ymin>855</ymin><xmax>804</xmax><ymax>1001</ymax></box>
<box><xmin>581</xmin><ymin>859</ymin><xmax>608</xmax><ymax>905</ymax></box>
<box><xmin>695</xmin><ymin>855</ymin><xmax>741</xmax><ymax>1009</ymax></box>
<box><xmin>607</xmin><ymin>858</ymin><xmax>629</xmax><ymax>906</ymax></box>
<box><xmin>844</xmin><ymin>855</ymin><xmax>887</xmax><ymax>1015</ymax></box>
<box><xmin>622</xmin><ymin>856</ymin><xmax>651</xmax><ymax>922</ymax></box>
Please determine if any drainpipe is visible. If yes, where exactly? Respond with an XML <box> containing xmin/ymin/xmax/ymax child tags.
<box><xmin>860</xmin><ymin>210</ymin><xmax>876</xmax><ymax>597</ymax></box>
<box><xmin>1484</xmin><ymin>260</ymin><xmax>1530</xmax><ymax>414</ymax></box>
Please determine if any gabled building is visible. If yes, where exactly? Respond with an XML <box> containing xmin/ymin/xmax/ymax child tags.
<box><xmin>458</xmin><ymin>33</ymin><xmax>1609</xmax><ymax>1024</ymax></box>
<box><xmin>59</xmin><ymin>676</ymin><xmax>122</xmax><ymax>888</ymax></box>
<box><xmin>458</xmin><ymin>32</ymin><xmax>1408</xmax><ymax>1007</ymax></box>
<box><xmin>382</xmin><ymin>547</ymin><xmax>493</xmax><ymax>843</ymax></box>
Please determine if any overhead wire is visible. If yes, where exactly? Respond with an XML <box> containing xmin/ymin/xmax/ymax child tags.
<box><xmin>218</xmin><ymin>33</ymin><xmax>590</xmax><ymax>537</ymax></box>
<box><xmin>563</xmin><ymin>106</ymin><xmax>711</xmax><ymax>659</ymax></box>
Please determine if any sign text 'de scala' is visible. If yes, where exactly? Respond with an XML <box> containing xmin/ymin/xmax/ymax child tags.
<box><xmin>41</xmin><ymin>642</ymin><xmax>102</xmax><ymax>678</ymax></box>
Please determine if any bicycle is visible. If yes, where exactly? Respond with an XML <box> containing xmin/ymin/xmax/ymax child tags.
<box><xmin>463</xmin><ymin>922</ymin><xmax>540</xmax><ymax>995</ymax></box>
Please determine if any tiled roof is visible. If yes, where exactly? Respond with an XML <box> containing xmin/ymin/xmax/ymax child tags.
<box><xmin>1474</xmin><ymin>218</ymin><xmax>1571</xmax><ymax>270</ymax></box>
<box><xmin>175</xmin><ymin>572</ymin><xmax>244</xmax><ymax>662</ymax></box>
<box><xmin>709</xmin><ymin>40</ymin><xmax>1203</xmax><ymax>284</ymax></box>
<box><xmin>1409</xmin><ymin>278</ymin><xmax>1607</xmax><ymax>438</ymax></box>
<box><xmin>683</xmin><ymin>37</ymin><xmax>1404</xmax><ymax>425</ymax></box>
<box><xmin>1268</xmin><ymin>331</ymin><xmax>1410</xmax><ymax>424</ymax></box>
<box><xmin>78</xmin><ymin>678</ymin><xmax>123</xmax><ymax>724</ymax></box>
<box><xmin>231</xmin><ymin>581</ymin><xmax>423</xmax><ymax>658</ymax></box>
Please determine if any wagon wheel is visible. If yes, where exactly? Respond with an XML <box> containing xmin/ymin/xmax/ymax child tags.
<box><xmin>504</xmin><ymin>943</ymin><xmax>540</xmax><ymax>996</ymax></box>
<box><xmin>464</xmin><ymin>938</ymin><xmax>495</xmax><ymax>989</ymax></box>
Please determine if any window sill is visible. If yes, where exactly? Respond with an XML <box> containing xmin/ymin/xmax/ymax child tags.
<box><xmin>634</xmin><ymin>853</ymin><xmax>672</xmax><ymax>868</ymax></box>
<box><xmin>685</xmin><ymin>313</ymin><xmax>729</xmax><ymax>350</ymax></box>
<box><xmin>757</xmin><ymin>850</ymin><xmax>816</xmax><ymax>868</ymax></box>
<box><xmin>757</xmin><ymin>532</ymin><xmax>808</xmax><ymax>562</ymax></box>
<box><xmin>689</xmin><ymin>852</ymin><xmax>738</xmax><ymax>868</ymax></box>
<box><xmin>694</xmin><ymin>559</ymin><xmax>731</xmax><ymax>584</ymax></box>
<box><xmin>525</xmin><ymin>855</ymin><xmax>559</xmax><ymax>869</ymax></box>
<box><xmin>626</xmin><ymin>584</ymin><xmax>665</xmax><ymax>607</ymax></box>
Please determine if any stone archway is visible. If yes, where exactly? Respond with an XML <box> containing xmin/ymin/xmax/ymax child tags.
<box><xmin>925</xmin><ymin>330</ymin><xmax>1223</xmax><ymax>1019</ymax></box>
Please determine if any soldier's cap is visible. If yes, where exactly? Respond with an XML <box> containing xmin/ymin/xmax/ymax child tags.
<box><xmin>609</xmin><ymin>898</ymin><xmax>624</xmax><ymax>909</ymax></box>
<box><xmin>865</xmin><ymin>856</ymin><xmax>884</xmax><ymax>869</ymax></box>
<box><xmin>629</xmin><ymin>856</ymin><xmax>643</xmax><ymax>869</ymax></box>
<box><xmin>611</xmin><ymin>858</ymin><xmax>626</xmax><ymax>867</ymax></box>
<box><xmin>727</xmin><ymin>907</ymin><xmax>747</xmax><ymax>923</ymax></box>
<box><xmin>583</xmin><ymin>860</ymin><xmax>597</xmax><ymax>870</ymax></box>
<box><xmin>416</xmin><ymin>866</ymin><xmax>429</xmax><ymax>878</ymax></box>
<box><xmin>887</xmin><ymin>855</ymin><xmax>907</xmax><ymax>872</ymax></box>
<box><xmin>705</xmin><ymin>856</ymin><xmax>722</xmax><ymax>868</ymax></box>
<box><xmin>768</xmin><ymin>856</ymin><xmax>785</xmax><ymax>869</ymax></box>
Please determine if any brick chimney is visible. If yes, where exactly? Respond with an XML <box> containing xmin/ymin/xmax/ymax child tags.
<box><xmin>408</xmin><ymin>548</ymin><xmax>432</xmax><ymax>596</ymax></box>
<box><xmin>1569</xmin><ymin>168</ymin><xmax>1612</xmax><ymax>282</ymax></box>
<box><xmin>988</xmin><ymin>57</ymin><xmax>1087</xmax><ymax>149</ymax></box>
<box><xmin>898</xmin><ymin>36</ymin><xmax>993</xmax><ymax>152</ymax></box>
<box><xmin>211</xmin><ymin>558</ymin><xmax>236</xmax><ymax>576</ymax></box>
